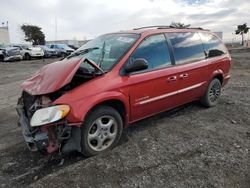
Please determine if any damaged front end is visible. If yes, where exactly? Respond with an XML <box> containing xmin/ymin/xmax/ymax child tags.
<box><xmin>16</xmin><ymin>58</ymin><xmax>104</xmax><ymax>155</ymax></box>
<box><xmin>16</xmin><ymin>91</ymin><xmax>81</xmax><ymax>154</ymax></box>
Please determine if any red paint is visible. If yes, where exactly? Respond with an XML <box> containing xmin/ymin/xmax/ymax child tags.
<box><xmin>41</xmin><ymin>126</ymin><xmax>58</xmax><ymax>153</ymax></box>
<box><xmin>22</xmin><ymin>29</ymin><xmax>231</xmax><ymax>129</ymax></box>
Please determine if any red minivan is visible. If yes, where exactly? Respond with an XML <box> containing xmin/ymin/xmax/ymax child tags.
<box><xmin>17</xmin><ymin>26</ymin><xmax>231</xmax><ymax>157</ymax></box>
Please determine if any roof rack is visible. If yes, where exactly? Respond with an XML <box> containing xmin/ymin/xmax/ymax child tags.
<box><xmin>133</xmin><ymin>25</ymin><xmax>172</xmax><ymax>30</ymax></box>
<box><xmin>133</xmin><ymin>25</ymin><xmax>207</xmax><ymax>30</ymax></box>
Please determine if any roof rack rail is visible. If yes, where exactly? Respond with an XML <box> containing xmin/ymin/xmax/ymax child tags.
<box><xmin>133</xmin><ymin>25</ymin><xmax>172</xmax><ymax>30</ymax></box>
<box><xmin>186</xmin><ymin>27</ymin><xmax>206</xmax><ymax>30</ymax></box>
<box><xmin>133</xmin><ymin>25</ymin><xmax>208</xmax><ymax>31</ymax></box>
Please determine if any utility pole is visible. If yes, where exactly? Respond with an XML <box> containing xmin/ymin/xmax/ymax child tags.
<box><xmin>232</xmin><ymin>33</ymin><xmax>234</xmax><ymax>47</ymax></box>
<box><xmin>55</xmin><ymin>16</ymin><xmax>57</xmax><ymax>43</ymax></box>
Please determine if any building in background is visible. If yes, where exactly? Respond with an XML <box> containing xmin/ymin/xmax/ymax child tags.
<box><xmin>0</xmin><ymin>24</ymin><xmax>10</xmax><ymax>46</ymax></box>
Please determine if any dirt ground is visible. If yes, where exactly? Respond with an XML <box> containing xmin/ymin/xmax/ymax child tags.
<box><xmin>0</xmin><ymin>51</ymin><xmax>249</xmax><ymax>188</ymax></box>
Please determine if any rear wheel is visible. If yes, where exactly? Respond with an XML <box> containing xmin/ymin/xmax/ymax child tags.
<box><xmin>0</xmin><ymin>55</ymin><xmax>4</xmax><ymax>62</ymax></box>
<box><xmin>201</xmin><ymin>78</ymin><xmax>221</xmax><ymax>107</ymax></box>
<box><xmin>81</xmin><ymin>105</ymin><xmax>123</xmax><ymax>157</ymax></box>
<box><xmin>24</xmin><ymin>53</ymin><xmax>31</xmax><ymax>60</ymax></box>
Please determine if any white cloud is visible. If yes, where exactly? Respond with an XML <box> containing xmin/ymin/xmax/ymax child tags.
<box><xmin>0</xmin><ymin>0</ymin><xmax>250</xmax><ymax>43</ymax></box>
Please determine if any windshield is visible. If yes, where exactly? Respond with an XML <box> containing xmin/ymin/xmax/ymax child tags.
<box><xmin>67</xmin><ymin>33</ymin><xmax>140</xmax><ymax>71</ymax></box>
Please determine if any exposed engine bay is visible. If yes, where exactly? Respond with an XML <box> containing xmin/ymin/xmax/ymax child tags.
<box><xmin>16</xmin><ymin>58</ymin><xmax>103</xmax><ymax>155</ymax></box>
<box><xmin>49</xmin><ymin>66</ymin><xmax>101</xmax><ymax>101</ymax></box>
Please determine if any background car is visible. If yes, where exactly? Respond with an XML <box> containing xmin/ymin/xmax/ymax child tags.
<box><xmin>12</xmin><ymin>44</ymin><xmax>44</xmax><ymax>60</ymax></box>
<box><xmin>46</xmin><ymin>44</ymin><xmax>75</xmax><ymax>57</ymax></box>
<box><xmin>36</xmin><ymin>45</ymin><xmax>58</xmax><ymax>58</ymax></box>
<box><xmin>0</xmin><ymin>46</ymin><xmax>22</xmax><ymax>62</ymax></box>
<box><xmin>0</xmin><ymin>49</ymin><xmax>4</xmax><ymax>61</ymax></box>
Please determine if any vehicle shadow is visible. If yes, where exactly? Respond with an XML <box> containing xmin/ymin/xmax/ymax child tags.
<box><xmin>125</xmin><ymin>101</ymin><xmax>205</xmax><ymax>133</ymax></box>
<box><xmin>1</xmin><ymin>142</ymin><xmax>83</xmax><ymax>186</ymax></box>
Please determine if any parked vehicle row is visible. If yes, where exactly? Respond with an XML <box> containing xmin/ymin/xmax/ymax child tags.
<box><xmin>0</xmin><ymin>43</ymin><xmax>75</xmax><ymax>62</ymax></box>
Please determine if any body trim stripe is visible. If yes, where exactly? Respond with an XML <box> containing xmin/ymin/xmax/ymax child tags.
<box><xmin>134</xmin><ymin>82</ymin><xmax>206</xmax><ymax>106</ymax></box>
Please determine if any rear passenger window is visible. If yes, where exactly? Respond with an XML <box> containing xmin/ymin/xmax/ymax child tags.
<box><xmin>128</xmin><ymin>34</ymin><xmax>171</xmax><ymax>72</ymax></box>
<box><xmin>167</xmin><ymin>32</ymin><xmax>205</xmax><ymax>64</ymax></box>
<box><xmin>199</xmin><ymin>32</ymin><xmax>227</xmax><ymax>58</ymax></box>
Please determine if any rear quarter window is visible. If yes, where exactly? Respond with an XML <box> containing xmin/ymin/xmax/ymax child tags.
<box><xmin>167</xmin><ymin>32</ymin><xmax>205</xmax><ymax>65</ymax></box>
<box><xmin>198</xmin><ymin>32</ymin><xmax>227</xmax><ymax>58</ymax></box>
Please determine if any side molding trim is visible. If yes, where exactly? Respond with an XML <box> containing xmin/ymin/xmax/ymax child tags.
<box><xmin>135</xmin><ymin>82</ymin><xmax>205</xmax><ymax>106</ymax></box>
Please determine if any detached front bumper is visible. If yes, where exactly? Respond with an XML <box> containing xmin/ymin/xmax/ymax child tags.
<box><xmin>16</xmin><ymin>98</ymin><xmax>81</xmax><ymax>154</ymax></box>
<box><xmin>4</xmin><ymin>55</ymin><xmax>22</xmax><ymax>61</ymax></box>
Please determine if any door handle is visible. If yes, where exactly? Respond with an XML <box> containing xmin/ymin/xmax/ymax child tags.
<box><xmin>167</xmin><ymin>76</ymin><xmax>177</xmax><ymax>82</ymax></box>
<box><xmin>179</xmin><ymin>73</ymin><xmax>189</xmax><ymax>79</ymax></box>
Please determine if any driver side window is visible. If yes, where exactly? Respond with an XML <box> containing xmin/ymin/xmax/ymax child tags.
<box><xmin>127</xmin><ymin>34</ymin><xmax>171</xmax><ymax>73</ymax></box>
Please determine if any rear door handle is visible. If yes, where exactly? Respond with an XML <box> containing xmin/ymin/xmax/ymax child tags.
<box><xmin>179</xmin><ymin>73</ymin><xmax>189</xmax><ymax>79</ymax></box>
<box><xmin>167</xmin><ymin>76</ymin><xmax>177</xmax><ymax>82</ymax></box>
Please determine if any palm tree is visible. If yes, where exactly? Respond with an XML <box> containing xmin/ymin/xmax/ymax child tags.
<box><xmin>235</xmin><ymin>23</ymin><xmax>249</xmax><ymax>46</ymax></box>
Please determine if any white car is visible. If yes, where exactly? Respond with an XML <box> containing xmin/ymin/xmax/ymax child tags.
<box><xmin>12</xmin><ymin>45</ymin><xmax>44</xmax><ymax>60</ymax></box>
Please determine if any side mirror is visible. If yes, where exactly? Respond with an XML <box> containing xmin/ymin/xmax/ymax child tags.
<box><xmin>125</xmin><ymin>58</ymin><xmax>148</xmax><ymax>73</ymax></box>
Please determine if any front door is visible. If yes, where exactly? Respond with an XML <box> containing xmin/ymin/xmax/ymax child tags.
<box><xmin>124</xmin><ymin>34</ymin><xmax>180</xmax><ymax>122</ymax></box>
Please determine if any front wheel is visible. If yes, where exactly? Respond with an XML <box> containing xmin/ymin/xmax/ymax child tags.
<box><xmin>81</xmin><ymin>105</ymin><xmax>123</xmax><ymax>157</ymax></box>
<box><xmin>200</xmin><ymin>78</ymin><xmax>221</xmax><ymax>107</ymax></box>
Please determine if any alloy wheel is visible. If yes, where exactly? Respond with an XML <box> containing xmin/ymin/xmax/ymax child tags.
<box><xmin>87</xmin><ymin>115</ymin><xmax>118</xmax><ymax>152</ymax></box>
<box><xmin>209</xmin><ymin>81</ymin><xmax>221</xmax><ymax>102</ymax></box>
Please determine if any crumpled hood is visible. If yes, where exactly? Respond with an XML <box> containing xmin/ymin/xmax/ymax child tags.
<box><xmin>21</xmin><ymin>58</ymin><xmax>83</xmax><ymax>95</ymax></box>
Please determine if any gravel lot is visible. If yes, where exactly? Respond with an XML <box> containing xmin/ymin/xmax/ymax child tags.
<box><xmin>0</xmin><ymin>51</ymin><xmax>249</xmax><ymax>188</ymax></box>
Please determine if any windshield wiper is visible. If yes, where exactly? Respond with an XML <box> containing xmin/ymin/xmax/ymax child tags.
<box><xmin>83</xmin><ymin>58</ymin><xmax>105</xmax><ymax>74</ymax></box>
<box><xmin>67</xmin><ymin>47</ymin><xmax>99</xmax><ymax>59</ymax></box>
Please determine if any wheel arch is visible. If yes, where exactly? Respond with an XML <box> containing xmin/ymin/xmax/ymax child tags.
<box><xmin>211</xmin><ymin>69</ymin><xmax>224</xmax><ymax>84</ymax></box>
<box><xmin>85</xmin><ymin>99</ymin><xmax>127</xmax><ymax>126</ymax></box>
<box><xmin>69</xmin><ymin>91</ymin><xmax>130</xmax><ymax>128</ymax></box>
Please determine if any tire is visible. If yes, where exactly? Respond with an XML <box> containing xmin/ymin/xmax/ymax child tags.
<box><xmin>81</xmin><ymin>105</ymin><xmax>123</xmax><ymax>157</ymax></box>
<box><xmin>24</xmin><ymin>53</ymin><xmax>31</xmax><ymax>60</ymax></box>
<box><xmin>201</xmin><ymin>78</ymin><xmax>221</xmax><ymax>107</ymax></box>
<box><xmin>0</xmin><ymin>55</ymin><xmax>4</xmax><ymax>62</ymax></box>
<box><xmin>62</xmin><ymin>52</ymin><xmax>68</xmax><ymax>58</ymax></box>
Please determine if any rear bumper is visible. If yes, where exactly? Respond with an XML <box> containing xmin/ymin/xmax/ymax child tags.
<box><xmin>45</xmin><ymin>52</ymin><xmax>58</xmax><ymax>57</ymax></box>
<box><xmin>30</xmin><ymin>52</ymin><xmax>44</xmax><ymax>57</ymax></box>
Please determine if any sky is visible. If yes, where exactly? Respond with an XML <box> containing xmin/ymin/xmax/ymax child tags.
<box><xmin>0</xmin><ymin>0</ymin><xmax>250</xmax><ymax>43</ymax></box>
